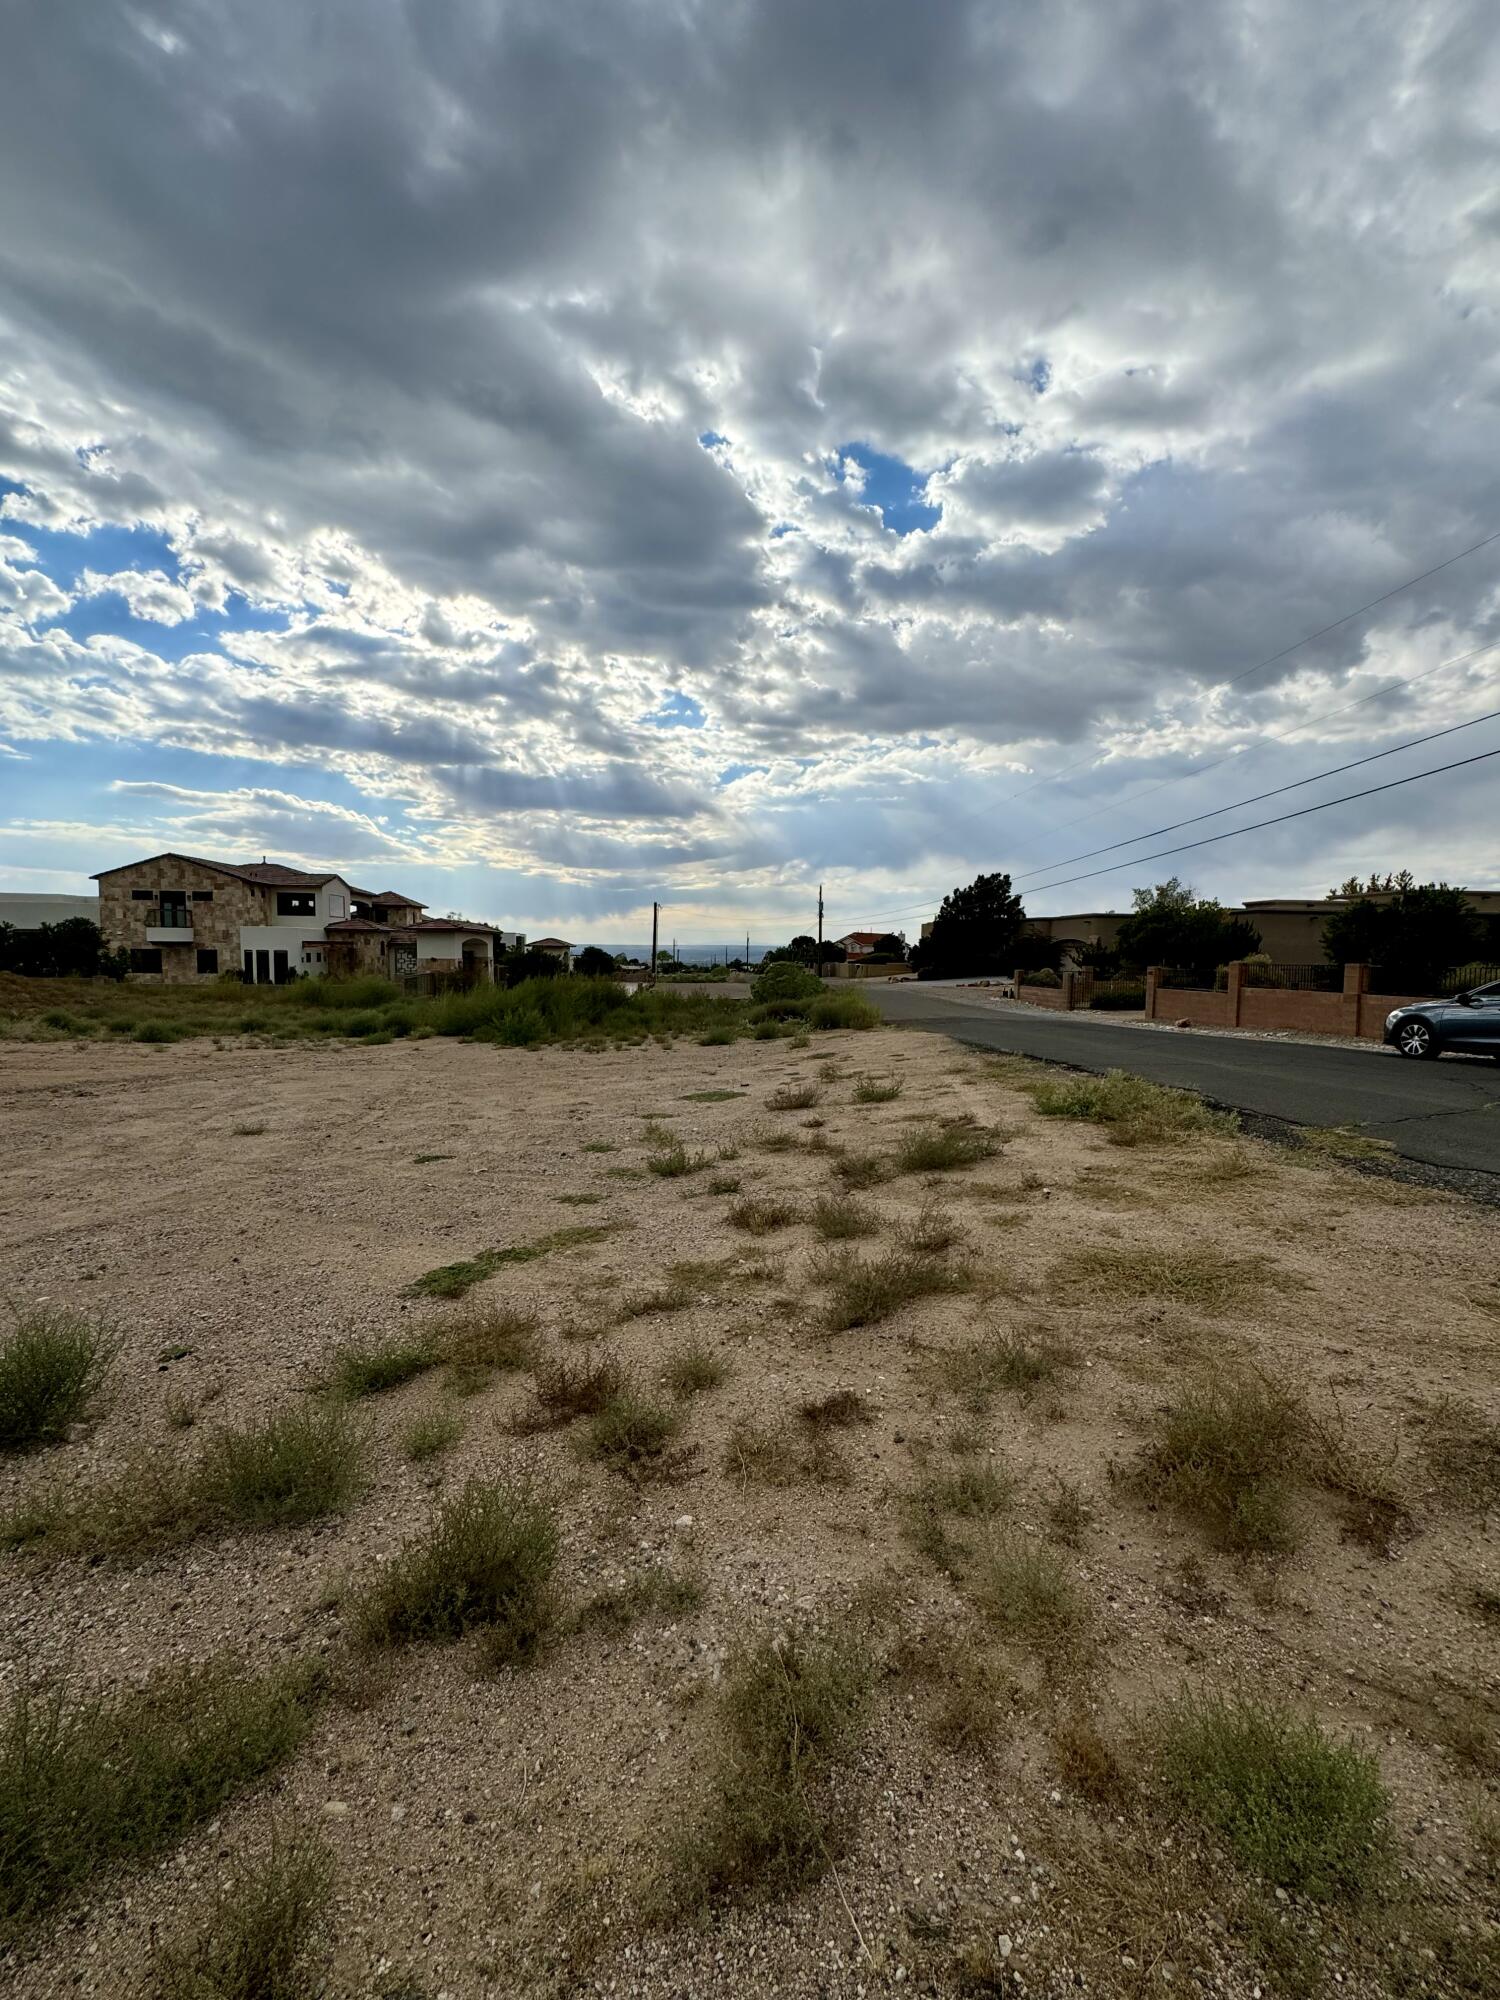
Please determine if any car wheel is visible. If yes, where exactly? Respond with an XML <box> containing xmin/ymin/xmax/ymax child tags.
<box><xmin>1395</xmin><ymin>1019</ymin><xmax>1437</xmax><ymax>1059</ymax></box>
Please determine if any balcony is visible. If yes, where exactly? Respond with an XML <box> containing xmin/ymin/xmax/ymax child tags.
<box><xmin>143</xmin><ymin>907</ymin><xmax>193</xmax><ymax>944</ymax></box>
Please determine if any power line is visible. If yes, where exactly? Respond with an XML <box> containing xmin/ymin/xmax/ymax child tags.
<box><xmin>1013</xmin><ymin>700</ymin><xmax>1500</xmax><ymax>884</ymax></box>
<box><xmin>1020</xmin><ymin>742</ymin><xmax>1500</xmax><ymax>900</ymax></box>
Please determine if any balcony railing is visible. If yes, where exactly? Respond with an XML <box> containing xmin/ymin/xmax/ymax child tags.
<box><xmin>143</xmin><ymin>906</ymin><xmax>193</xmax><ymax>942</ymax></box>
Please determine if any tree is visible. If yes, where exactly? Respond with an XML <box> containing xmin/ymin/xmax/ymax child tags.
<box><xmin>909</xmin><ymin>872</ymin><xmax>1028</xmax><ymax>980</ymax></box>
<box><xmin>575</xmin><ymin>945</ymin><xmax>616</xmax><ymax>978</ymax></box>
<box><xmin>1322</xmin><ymin>881</ymin><xmax>1484</xmax><ymax>991</ymax></box>
<box><xmin>869</xmin><ymin>932</ymin><xmax>907</xmax><ymax>962</ymax></box>
<box><xmin>1114</xmin><ymin>879</ymin><xmax>1260</xmax><ymax>973</ymax></box>
<box><xmin>763</xmin><ymin>934</ymin><xmax>821</xmax><ymax>968</ymax></box>
<box><xmin>503</xmin><ymin>946</ymin><xmax>564</xmax><ymax>986</ymax></box>
<box><xmin>0</xmin><ymin>917</ymin><xmax>122</xmax><ymax>979</ymax></box>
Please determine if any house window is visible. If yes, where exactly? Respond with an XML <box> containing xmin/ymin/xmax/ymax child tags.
<box><xmin>131</xmin><ymin>889</ymin><xmax>154</xmax><ymax>901</ymax></box>
<box><xmin>196</xmin><ymin>948</ymin><xmax>219</xmax><ymax>975</ymax></box>
<box><xmin>276</xmin><ymin>891</ymin><xmax>317</xmax><ymax>916</ymax></box>
<box><xmin>159</xmin><ymin>893</ymin><xmax>189</xmax><ymax>927</ymax></box>
<box><xmin>329</xmin><ymin>893</ymin><xmax>346</xmax><ymax>918</ymax></box>
<box><xmin>191</xmin><ymin>889</ymin><xmax>213</xmax><ymax>902</ymax></box>
<box><xmin>130</xmin><ymin>947</ymin><xmax>163</xmax><ymax>973</ymax></box>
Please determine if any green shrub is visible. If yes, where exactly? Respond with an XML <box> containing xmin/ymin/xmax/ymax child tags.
<box><xmin>198</xmin><ymin>1406</ymin><xmax>369</xmax><ymax>1529</ymax></box>
<box><xmin>149</xmin><ymin>1834</ymin><xmax>333</xmax><ymax>2000</ymax></box>
<box><xmin>810</xmin><ymin>1193</ymin><xmax>879</xmax><ymax>1240</ymax></box>
<box><xmin>1159</xmin><ymin>1695</ymin><xmax>1390</xmax><ymax>1899</ymax></box>
<box><xmin>673</xmin><ymin>1627</ymin><xmax>874</xmax><ymax>1904</ymax></box>
<box><xmin>0</xmin><ymin>1659</ymin><xmax>321</xmax><ymax>1937</ymax></box>
<box><xmin>852</xmin><ymin>1074</ymin><xmax>902</xmax><ymax>1103</ymax></box>
<box><xmin>727</xmin><ymin>1195</ymin><xmax>799</xmax><ymax>1235</ymax></box>
<box><xmin>356</xmin><ymin>1479</ymin><xmax>557</xmax><ymax>1665</ymax></box>
<box><xmin>808</xmin><ymin>992</ymin><xmax>879</xmax><ymax>1030</ymax></box>
<box><xmin>969</xmin><ymin>1535</ymin><xmax>1086</xmax><ymax>1663</ymax></box>
<box><xmin>750</xmin><ymin>962</ymin><xmax>821</xmax><ymax>1005</ymax></box>
<box><xmin>438</xmin><ymin>1305</ymin><xmax>540</xmax><ymax>1380</ymax></box>
<box><xmin>574</xmin><ymin>1569</ymin><xmax>705</xmax><ymax>1633</ymax></box>
<box><xmin>0</xmin><ymin>1308</ymin><xmax>110</xmax><ymax>1450</ymax></box>
<box><xmin>663</xmin><ymin>1342</ymin><xmax>729</xmax><ymax>1398</ymax></box>
<box><xmin>402</xmin><ymin>1410</ymin><xmax>463</xmax><ymax>1462</ymax></box>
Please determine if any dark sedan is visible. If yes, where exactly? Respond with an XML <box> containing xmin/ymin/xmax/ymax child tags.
<box><xmin>1383</xmin><ymin>979</ymin><xmax>1500</xmax><ymax>1059</ymax></box>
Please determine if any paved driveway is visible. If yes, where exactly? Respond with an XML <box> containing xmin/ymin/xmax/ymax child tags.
<box><xmin>862</xmin><ymin>983</ymin><xmax>1500</xmax><ymax>1176</ymax></box>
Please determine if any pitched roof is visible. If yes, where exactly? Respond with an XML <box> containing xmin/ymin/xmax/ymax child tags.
<box><xmin>324</xmin><ymin>918</ymin><xmax>392</xmax><ymax>934</ymax></box>
<box><xmin>409</xmin><ymin>917</ymin><xmax>506</xmax><ymax>936</ymax></box>
<box><xmin>92</xmin><ymin>851</ymin><xmax>340</xmax><ymax>889</ymax></box>
<box><xmin>838</xmin><ymin>931</ymin><xmax>885</xmax><ymax>946</ymax></box>
<box><xmin>347</xmin><ymin>887</ymin><xmax>426</xmax><ymax>907</ymax></box>
<box><xmin>529</xmin><ymin>937</ymin><xmax>573</xmax><ymax>949</ymax></box>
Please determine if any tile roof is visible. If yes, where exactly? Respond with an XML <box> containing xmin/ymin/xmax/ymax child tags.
<box><xmin>409</xmin><ymin>917</ymin><xmax>506</xmax><ymax>936</ymax></box>
<box><xmin>324</xmin><ymin>918</ymin><xmax>392</xmax><ymax>934</ymax></box>
<box><xmin>92</xmin><ymin>851</ymin><xmax>339</xmax><ymax>888</ymax></box>
<box><xmin>530</xmin><ymin>937</ymin><xmax>573</xmax><ymax>949</ymax></box>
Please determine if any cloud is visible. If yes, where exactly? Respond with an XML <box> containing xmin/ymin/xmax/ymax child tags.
<box><xmin>1</xmin><ymin>0</ymin><xmax>1498</xmax><ymax>937</ymax></box>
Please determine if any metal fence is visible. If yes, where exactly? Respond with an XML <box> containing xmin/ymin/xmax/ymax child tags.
<box><xmin>1084</xmin><ymin>974</ymin><xmax>1146</xmax><ymax>1011</ymax></box>
<box><xmin>1235</xmin><ymin>961</ymin><xmax>1341</xmax><ymax>992</ymax></box>
<box><xmin>1438</xmin><ymin>961</ymin><xmax>1500</xmax><ymax>994</ymax></box>
<box><xmin>1155</xmin><ymin>966</ymin><xmax>1215</xmax><ymax>990</ymax></box>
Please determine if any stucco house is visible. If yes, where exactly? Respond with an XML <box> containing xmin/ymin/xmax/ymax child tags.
<box><xmin>93</xmin><ymin>853</ymin><xmax>521</xmax><ymax>984</ymax></box>
<box><xmin>528</xmin><ymin>936</ymin><xmax>574</xmax><ymax>969</ymax></box>
<box><xmin>836</xmin><ymin>931</ymin><xmax>885</xmax><ymax>959</ymax></box>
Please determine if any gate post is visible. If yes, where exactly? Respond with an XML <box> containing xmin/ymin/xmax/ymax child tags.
<box><xmin>1226</xmin><ymin>959</ymin><xmax>1246</xmax><ymax>1027</ymax></box>
<box><xmin>1341</xmin><ymin>961</ymin><xmax>1368</xmax><ymax>1038</ymax></box>
<box><xmin>1144</xmin><ymin>965</ymin><xmax>1162</xmax><ymax>1020</ymax></box>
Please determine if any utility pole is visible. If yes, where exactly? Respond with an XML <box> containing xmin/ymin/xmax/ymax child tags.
<box><xmin>817</xmin><ymin>884</ymin><xmax>824</xmax><ymax>962</ymax></box>
<box><xmin>746</xmin><ymin>930</ymin><xmax>750</xmax><ymax>968</ymax></box>
<box><xmin>650</xmin><ymin>901</ymin><xmax>659</xmax><ymax>983</ymax></box>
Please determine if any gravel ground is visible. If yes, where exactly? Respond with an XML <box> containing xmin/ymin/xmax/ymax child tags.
<box><xmin>0</xmin><ymin>1030</ymin><xmax>1496</xmax><ymax>1997</ymax></box>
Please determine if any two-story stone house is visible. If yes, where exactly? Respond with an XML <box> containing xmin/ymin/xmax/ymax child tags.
<box><xmin>94</xmin><ymin>853</ymin><xmax>521</xmax><ymax>984</ymax></box>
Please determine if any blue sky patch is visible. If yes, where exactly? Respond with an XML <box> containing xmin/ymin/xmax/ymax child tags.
<box><xmin>642</xmin><ymin>691</ymin><xmax>705</xmax><ymax>729</ymax></box>
<box><xmin>836</xmin><ymin>443</ymin><xmax>940</xmax><ymax>535</ymax></box>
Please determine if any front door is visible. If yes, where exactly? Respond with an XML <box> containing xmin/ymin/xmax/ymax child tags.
<box><xmin>255</xmin><ymin>948</ymin><xmax>270</xmax><ymax>984</ymax></box>
<box><xmin>273</xmin><ymin>949</ymin><xmax>290</xmax><ymax>984</ymax></box>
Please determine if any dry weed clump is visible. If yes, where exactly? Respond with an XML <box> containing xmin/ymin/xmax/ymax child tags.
<box><xmin>723</xmin><ymin>1414</ymin><xmax>852</xmax><ymax>1487</ymax></box>
<box><xmin>148</xmin><ymin>1834</ymin><xmax>333</xmax><ymax>2000</ymax></box>
<box><xmin>816</xmin><ymin>1238</ymin><xmax>972</xmax><ymax>1332</ymax></box>
<box><xmin>1057</xmin><ymin>1243</ymin><xmax>1282</xmax><ymax>1312</ymax></box>
<box><xmin>355</xmin><ymin>1479</ymin><xmax>558</xmax><ymax>1667</ymax></box>
<box><xmin>0</xmin><ymin>1307</ymin><xmax>111</xmax><ymax>1450</ymax></box>
<box><xmin>668</xmin><ymin>1626</ymin><xmax>874</xmax><ymax>1906</ymax></box>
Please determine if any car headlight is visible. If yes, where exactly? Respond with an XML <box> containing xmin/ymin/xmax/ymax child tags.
<box><xmin>1384</xmin><ymin>1008</ymin><xmax>1404</xmax><ymax>1030</ymax></box>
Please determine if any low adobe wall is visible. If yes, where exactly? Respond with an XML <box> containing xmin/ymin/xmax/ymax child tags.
<box><xmin>1015</xmin><ymin>980</ymin><xmax>1069</xmax><ymax>1009</ymax></box>
<box><xmin>1145</xmin><ymin>964</ymin><xmax>1427</xmax><ymax>1040</ymax></box>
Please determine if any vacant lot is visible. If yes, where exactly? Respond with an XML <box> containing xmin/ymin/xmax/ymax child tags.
<box><xmin>0</xmin><ymin>1030</ymin><xmax>1496</xmax><ymax>1997</ymax></box>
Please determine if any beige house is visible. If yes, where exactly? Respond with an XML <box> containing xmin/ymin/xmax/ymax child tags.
<box><xmin>529</xmin><ymin>936</ymin><xmax>574</xmax><ymax>969</ymax></box>
<box><xmin>94</xmin><ymin>853</ymin><xmax>521</xmax><ymax>984</ymax></box>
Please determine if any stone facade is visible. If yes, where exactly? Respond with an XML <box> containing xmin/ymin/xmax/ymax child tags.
<box><xmin>96</xmin><ymin>856</ymin><xmax>265</xmax><ymax>984</ymax></box>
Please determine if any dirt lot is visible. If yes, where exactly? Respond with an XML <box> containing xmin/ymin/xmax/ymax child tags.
<box><xmin>1</xmin><ymin>1027</ymin><xmax>1496</xmax><ymax>1997</ymax></box>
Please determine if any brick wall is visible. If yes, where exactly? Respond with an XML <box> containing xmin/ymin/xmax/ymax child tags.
<box><xmin>1016</xmin><ymin>980</ymin><xmax>1068</xmax><ymax>1009</ymax></box>
<box><xmin>98</xmin><ymin>858</ymin><xmax>266</xmax><ymax>983</ymax></box>
<box><xmin>1238</xmin><ymin>987</ymin><xmax>1343</xmax><ymax>1034</ymax></box>
<box><xmin>1144</xmin><ymin>963</ymin><xmax>1427</xmax><ymax>1041</ymax></box>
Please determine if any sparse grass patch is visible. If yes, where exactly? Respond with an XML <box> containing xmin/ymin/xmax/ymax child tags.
<box><xmin>1028</xmin><ymin>1068</ymin><xmax>1237</xmax><ymax>1147</ymax></box>
<box><xmin>619</xmin><ymin>1279</ymin><xmax>693</xmax><ymax>1319</ymax></box>
<box><xmin>1059</xmin><ymin>1243</ymin><xmax>1280</xmax><ymax>1312</ymax></box>
<box><xmin>438</xmin><ymin>1303</ymin><xmax>540</xmax><ymax>1381</ymax></box>
<box><xmin>402</xmin><ymin>1410</ymin><xmax>463</xmax><ymax>1462</ymax></box>
<box><xmin>581</xmin><ymin>1141</ymin><xmax>615</xmax><ymax>1153</ymax></box>
<box><xmin>1047</xmin><ymin>1477</ymin><xmax>1094</xmax><ymax>1548</ymax></box>
<box><xmin>905</xmin><ymin>1463</ymin><xmax>1013</xmax><ymax>1570</ymax></box>
<box><xmin>555</xmin><ymin>1190</ymin><xmax>603</xmax><ymax>1206</ymax></box>
<box><xmin>817</xmin><ymin>1241</ymin><xmax>971</xmax><ymax>1331</ymax></box>
<box><xmin>807</xmin><ymin>991</ymin><xmax>879</xmax><ymax>1031</ymax></box>
<box><xmin>728</xmin><ymin>1194</ymin><xmax>799</xmax><ymax>1235</ymax></box>
<box><xmin>573</xmin><ymin>1569</ymin><xmax>705</xmax><ymax>1633</ymax></box>
<box><xmin>810</xmin><ymin>1192</ymin><xmax>879</xmax><ymax>1240</ymax></box>
<box><xmin>0</xmin><ymin>1307</ymin><xmax>111</xmax><ymax>1450</ymax></box>
<box><xmin>663</xmin><ymin>1341</ymin><xmax>729</xmax><ymax>1398</ymax></box>
<box><xmin>646</xmin><ymin>1139</ymin><xmax>713</xmax><ymax>1178</ymax></box>
<box><xmin>0</xmin><ymin>1658</ymin><xmax>321</xmax><ymax>1937</ymax></box>
<box><xmin>683</xmin><ymin>1090</ymin><xmax>745</xmax><ymax>1102</ymax></box>
<box><xmin>330</xmin><ymin>1333</ymin><xmax>436</xmax><ymax>1399</ymax></box>
<box><xmin>968</xmin><ymin>1534</ymin><xmax>1088</xmax><ymax>1665</ymax></box>
<box><xmin>405</xmin><ymin>1225</ymin><xmax>614</xmax><ymax>1298</ymax></box>
<box><xmin>587</xmin><ymin>1387</ymin><xmax>683</xmax><ymax>1469</ymax></box>
<box><xmin>896</xmin><ymin>1201</ymin><xmax>964</xmax><ymax>1256</ymax></box>
<box><xmin>894</xmin><ymin>1119</ymin><xmax>1000</xmax><ymax>1175</ymax></box>
<box><xmin>936</xmin><ymin>1331</ymin><xmax>1067</xmax><ymax>1409</ymax></box>
<box><xmin>798</xmin><ymin>1387</ymin><xmax>871</xmax><ymax>1429</ymax></box>
<box><xmin>707</xmin><ymin>1172</ymin><xmax>742</xmax><ymax>1195</ymax></box>
<box><xmin>1292</xmin><ymin>1124</ymin><xmax>1395</xmax><ymax>1163</ymax></box>
<box><xmin>230</xmin><ymin>1121</ymin><xmax>266</xmax><ymax>1137</ymax></box>
<box><xmin>1158</xmin><ymin>1695</ymin><xmax>1390</xmax><ymax>1900</ymax></box>
<box><xmin>670</xmin><ymin>1626</ymin><xmax>874</xmax><ymax>1905</ymax></box>
<box><xmin>412</xmin><ymin>1151</ymin><xmax>454</xmax><ymax>1164</ymax></box>
<box><xmin>723</xmin><ymin>1415</ymin><xmax>850</xmax><ymax>1486</ymax></box>
<box><xmin>1052</xmin><ymin>1712</ymin><xmax>1134</xmax><ymax>1807</ymax></box>
<box><xmin>832</xmin><ymin>1150</ymin><xmax>891</xmax><ymax>1189</ymax></box>
<box><xmin>149</xmin><ymin>1833</ymin><xmax>332</xmax><ymax>2000</ymax></box>
<box><xmin>766</xmin><ymin>1082</ymin><xmax>820</xmax><ymax>1111</ymax></box>
<box><xmin>852</xmin><ymin>1074</ymin><xmax>903</xmax><ymax>1104</ymax></box>
<box><xmin>356</xmin><ymin>1479</ymin><xmax>557</xmax><ymax>1666</ymax></box>
<box><xmin>1134</xmin><ymin>1376</ymin><xmax>1306</xmax><ymax>1557</ymax></box>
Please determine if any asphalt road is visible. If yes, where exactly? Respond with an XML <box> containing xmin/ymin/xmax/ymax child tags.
<box><xmin>862</xmin><ymin>983</ymin><xmax>1500</xmax><ymax>1177</ymax></box>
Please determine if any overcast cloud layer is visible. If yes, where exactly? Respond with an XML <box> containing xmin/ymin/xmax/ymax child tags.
<box><xmin>2</xmin><ymin>0</ymin><xmax>1498</xmax><ymax>939</ymax></box>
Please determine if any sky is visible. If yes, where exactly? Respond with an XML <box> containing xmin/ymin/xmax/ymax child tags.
<box><xmin>2</xmin><ymin>1</ymin><xmax>1499</xmax><ymax>948</ymax></box>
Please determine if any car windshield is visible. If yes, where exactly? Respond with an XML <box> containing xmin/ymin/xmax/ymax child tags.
<box><xmin>1471</xmin><ymin>979</ymin><xmax>1500</xmax><ymax>999</ymax></box>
